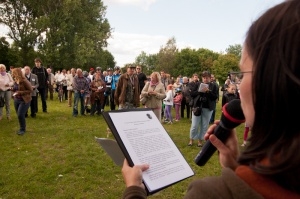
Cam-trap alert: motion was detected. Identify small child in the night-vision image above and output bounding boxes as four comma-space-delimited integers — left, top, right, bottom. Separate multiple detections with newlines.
163, 84, 174, 124
221, 83, 238, 107
173, 88, 183, 121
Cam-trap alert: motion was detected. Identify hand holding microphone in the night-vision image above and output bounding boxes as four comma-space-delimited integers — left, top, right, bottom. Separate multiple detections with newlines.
194, 99, 245, 167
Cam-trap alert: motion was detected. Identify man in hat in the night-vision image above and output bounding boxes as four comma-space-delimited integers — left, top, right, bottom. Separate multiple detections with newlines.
114, 65, 140, 109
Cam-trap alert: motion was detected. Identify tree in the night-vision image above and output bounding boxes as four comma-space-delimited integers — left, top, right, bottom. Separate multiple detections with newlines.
225, 44, 242, 60
213, 53, 239, 84
0, 0, 44, 65
135, 51, 157, 75
0, 0, 112, 69
156, 37, 178, 75
38, 0, 111, 69
173, 48, 201, 78
0, 37, 10, 66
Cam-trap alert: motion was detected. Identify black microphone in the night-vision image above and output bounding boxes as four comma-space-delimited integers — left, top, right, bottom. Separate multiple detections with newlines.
194, 99, 245, 166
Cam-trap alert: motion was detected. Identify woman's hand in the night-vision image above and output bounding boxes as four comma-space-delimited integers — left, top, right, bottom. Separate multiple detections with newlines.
204, 121, 240, 170
122, 159, 149, 188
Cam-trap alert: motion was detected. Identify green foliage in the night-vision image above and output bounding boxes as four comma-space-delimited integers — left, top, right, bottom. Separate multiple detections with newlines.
226, 44, 242, 60
213, 53, 240, 84
0, 0, 112, 69
0, 95, 246, 198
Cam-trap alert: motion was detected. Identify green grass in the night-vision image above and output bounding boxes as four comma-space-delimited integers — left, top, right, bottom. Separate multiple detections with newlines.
0, 94, 245, 198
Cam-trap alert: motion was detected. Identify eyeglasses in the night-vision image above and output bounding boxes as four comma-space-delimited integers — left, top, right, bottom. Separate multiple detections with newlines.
136, 68, 141, 70
231, 71, 253, 79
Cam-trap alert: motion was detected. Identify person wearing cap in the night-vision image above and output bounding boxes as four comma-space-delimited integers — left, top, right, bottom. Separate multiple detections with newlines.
93, 67, 105, 81
114, 64, 140, 109
110, 66, 121, 110
188, 71, 218, 147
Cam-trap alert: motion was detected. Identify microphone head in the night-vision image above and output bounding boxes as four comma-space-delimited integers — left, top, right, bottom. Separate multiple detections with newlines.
221, 99, 245, 129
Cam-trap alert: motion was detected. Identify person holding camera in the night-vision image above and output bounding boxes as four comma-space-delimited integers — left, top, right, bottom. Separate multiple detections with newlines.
188, 71, 218, 147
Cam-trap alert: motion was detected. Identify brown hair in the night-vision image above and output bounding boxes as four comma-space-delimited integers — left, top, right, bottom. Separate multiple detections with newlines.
239, 0, 300, 193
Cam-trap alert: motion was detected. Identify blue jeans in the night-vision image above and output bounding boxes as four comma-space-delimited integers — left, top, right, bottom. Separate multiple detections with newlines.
189, 108, 213, 140
0, 90, 12, 117
14, 98, 30, 131
73, 92, 85, 116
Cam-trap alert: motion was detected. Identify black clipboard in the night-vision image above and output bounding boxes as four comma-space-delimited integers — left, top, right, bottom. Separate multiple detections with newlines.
101, 108, 194, 195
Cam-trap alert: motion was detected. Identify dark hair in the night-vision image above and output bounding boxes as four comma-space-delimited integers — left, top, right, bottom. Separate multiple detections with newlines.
34, 58, 42, 63
201, 71, 211, 77
239, 0, 300, 193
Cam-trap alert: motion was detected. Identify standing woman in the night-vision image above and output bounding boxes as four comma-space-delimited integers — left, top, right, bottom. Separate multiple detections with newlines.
90, 71, 106, 115
11, 68, 32, 135
140, 72, 166, 121
0, 64, 14, 121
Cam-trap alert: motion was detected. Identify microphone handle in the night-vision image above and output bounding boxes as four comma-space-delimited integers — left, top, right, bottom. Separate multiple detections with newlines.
194, 123, 231, 166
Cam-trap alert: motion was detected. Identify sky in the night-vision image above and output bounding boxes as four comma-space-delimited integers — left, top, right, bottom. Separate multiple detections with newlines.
0, 0, 284, 67
102, 0, 284, 67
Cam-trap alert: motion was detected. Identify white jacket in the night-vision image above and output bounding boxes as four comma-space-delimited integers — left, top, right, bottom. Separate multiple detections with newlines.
163, 90, 174, 105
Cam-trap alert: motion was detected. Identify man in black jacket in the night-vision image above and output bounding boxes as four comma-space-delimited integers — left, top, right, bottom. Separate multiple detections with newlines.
31, 58, 48, 113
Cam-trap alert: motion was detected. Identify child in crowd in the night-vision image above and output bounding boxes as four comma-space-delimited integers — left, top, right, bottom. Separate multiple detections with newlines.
221, 83, 238, 107
163, 84, 174, 124
173, 88, 183, 121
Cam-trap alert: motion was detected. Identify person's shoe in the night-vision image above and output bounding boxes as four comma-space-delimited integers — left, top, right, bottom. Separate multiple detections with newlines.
241, 141, 247, 147
25, 113, 28, 118
17, 130, 25, 135
31, 114, 36, 118
188, 143, 193, 146
43, 110, 48, 113
73, 114, 78, 117
167, 121, 173, 124
197, 143, 203, 147
7, 116, 11, 121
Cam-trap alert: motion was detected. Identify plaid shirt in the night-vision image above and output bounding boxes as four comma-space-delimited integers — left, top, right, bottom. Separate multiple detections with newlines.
73, 75, 89, 93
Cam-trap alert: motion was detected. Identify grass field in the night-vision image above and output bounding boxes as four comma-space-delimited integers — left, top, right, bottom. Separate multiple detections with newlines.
0, 94, 245, 198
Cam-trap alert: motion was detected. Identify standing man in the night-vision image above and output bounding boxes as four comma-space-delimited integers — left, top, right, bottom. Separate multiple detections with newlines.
46, 68, 55, 100
66, 68, 76, 107
72, 68, 90, 117
31, 58, 48, 113
114, 65, 140, 109
136, 65, 147, 94
24, 66, 39, 118
209, 73, 219, 124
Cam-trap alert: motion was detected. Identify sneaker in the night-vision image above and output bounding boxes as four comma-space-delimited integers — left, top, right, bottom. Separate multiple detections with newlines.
167, 121, 173, 124
241, 141, 247, 147
17, 130, 25, 135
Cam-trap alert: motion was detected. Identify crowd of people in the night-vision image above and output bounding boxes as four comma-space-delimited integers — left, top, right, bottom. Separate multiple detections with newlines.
1, 0, 299, 198
1, 57, 241, 139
